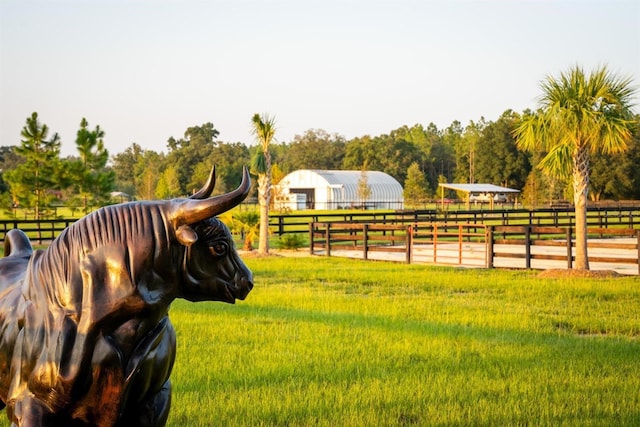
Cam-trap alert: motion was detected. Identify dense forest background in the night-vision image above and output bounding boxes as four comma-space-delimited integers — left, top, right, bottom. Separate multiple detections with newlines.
1, 109, 639, 217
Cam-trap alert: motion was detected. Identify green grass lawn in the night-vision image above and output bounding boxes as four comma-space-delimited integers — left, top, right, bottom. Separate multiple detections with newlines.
166, 256, 640, 426
0, 251, 638, 426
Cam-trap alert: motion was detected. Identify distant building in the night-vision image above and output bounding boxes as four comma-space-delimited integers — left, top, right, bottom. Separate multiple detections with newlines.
276, 169, 404, 210
438, 183, 520, 209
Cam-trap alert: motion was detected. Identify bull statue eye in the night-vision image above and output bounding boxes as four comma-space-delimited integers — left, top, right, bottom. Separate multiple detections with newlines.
209, 242, 228, 257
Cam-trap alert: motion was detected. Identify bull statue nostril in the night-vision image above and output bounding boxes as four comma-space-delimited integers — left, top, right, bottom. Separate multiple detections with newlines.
240, 276, 253, 291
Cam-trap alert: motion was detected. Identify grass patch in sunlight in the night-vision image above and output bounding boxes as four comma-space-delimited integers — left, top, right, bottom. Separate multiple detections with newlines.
167, 257, 640, 426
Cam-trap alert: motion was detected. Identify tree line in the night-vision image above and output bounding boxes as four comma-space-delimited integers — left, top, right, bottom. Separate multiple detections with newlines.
1, 105, 639, 219
2, 65, 636, 272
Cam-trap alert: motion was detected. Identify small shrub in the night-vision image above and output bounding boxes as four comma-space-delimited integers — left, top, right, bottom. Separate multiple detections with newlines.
275, 233, 307, 250
228, 210, 259, 250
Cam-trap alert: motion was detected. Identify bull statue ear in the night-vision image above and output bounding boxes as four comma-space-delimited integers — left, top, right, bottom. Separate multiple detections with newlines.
176, 225, 198, 247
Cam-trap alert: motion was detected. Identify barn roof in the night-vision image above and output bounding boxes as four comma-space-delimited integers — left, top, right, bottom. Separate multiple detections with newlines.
307, 170, 401, 187
438, 183, 520, 194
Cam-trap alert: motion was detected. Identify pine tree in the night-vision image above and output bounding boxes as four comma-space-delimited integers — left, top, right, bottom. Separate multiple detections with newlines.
403, 162, 430, 207
4, 112, 61, 219
72, 118, 115, 212
357, 163, 372, 209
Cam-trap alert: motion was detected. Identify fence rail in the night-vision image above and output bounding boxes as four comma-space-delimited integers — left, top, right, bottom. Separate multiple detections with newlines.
0, 219, 79, 245
309, 222, 413, 263
412, 223, 489, 267
310, 222, 640, 275
1, 205, 639, 270
488, 226, 639, 273
275, 205, 640, 236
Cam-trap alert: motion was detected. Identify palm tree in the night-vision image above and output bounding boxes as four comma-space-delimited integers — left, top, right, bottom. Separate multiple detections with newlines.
251, 113, 276, 255
514, 65, 637, 270
230, 210, 260, 251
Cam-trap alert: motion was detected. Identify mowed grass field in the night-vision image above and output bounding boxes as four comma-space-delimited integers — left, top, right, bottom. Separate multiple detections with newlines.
167, 256, 640, 426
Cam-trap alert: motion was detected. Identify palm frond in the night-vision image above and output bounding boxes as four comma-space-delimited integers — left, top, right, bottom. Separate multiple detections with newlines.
251, 113, 277, 151
251, 150, 266, 174
539, 143, 573, 179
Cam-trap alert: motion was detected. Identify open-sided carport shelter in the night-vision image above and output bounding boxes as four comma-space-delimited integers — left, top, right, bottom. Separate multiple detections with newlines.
438, 183, 520, 209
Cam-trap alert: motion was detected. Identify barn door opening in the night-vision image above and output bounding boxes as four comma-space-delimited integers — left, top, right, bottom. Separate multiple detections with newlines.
290, 188, 315, 209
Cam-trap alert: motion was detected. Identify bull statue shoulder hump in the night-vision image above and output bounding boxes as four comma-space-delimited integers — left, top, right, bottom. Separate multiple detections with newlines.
0, 166, 252, 426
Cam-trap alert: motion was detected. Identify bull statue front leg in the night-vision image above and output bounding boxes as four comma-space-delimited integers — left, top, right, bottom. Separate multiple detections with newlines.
116, 317, 176, 427
116, 380, 171, 427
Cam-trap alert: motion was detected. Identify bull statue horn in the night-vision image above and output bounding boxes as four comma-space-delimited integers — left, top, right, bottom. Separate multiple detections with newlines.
189, 166, 216, 200
171, 166, 251, 226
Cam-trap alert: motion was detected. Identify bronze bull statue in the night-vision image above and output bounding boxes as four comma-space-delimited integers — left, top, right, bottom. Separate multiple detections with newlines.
0, 166, 252, 426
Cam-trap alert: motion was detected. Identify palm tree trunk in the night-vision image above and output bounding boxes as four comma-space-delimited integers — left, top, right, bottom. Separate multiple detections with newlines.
572, 145, 590, 270
35, 166, 41, 220
258, 152, 272, 255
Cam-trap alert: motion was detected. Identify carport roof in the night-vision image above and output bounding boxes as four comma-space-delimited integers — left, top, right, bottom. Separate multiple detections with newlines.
438, 183, 520, 194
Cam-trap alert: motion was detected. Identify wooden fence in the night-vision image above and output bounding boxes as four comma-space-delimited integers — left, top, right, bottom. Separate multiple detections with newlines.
1, 205, 638, 242
274, 205, 640, 235
487, 226, 639, 273
309, 222, 413, 263
0, 219, 79, 245
1, 204, 638, 272
310, 222, 640, 275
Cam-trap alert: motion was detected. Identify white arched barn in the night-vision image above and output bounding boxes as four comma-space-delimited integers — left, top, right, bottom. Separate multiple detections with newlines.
276, 169, 404, 210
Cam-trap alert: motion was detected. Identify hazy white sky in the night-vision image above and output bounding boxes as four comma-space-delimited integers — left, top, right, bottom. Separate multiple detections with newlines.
1, 0, 639, 157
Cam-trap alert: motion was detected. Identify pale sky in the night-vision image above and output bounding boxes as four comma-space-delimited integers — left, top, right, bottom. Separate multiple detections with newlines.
1, 0, 639, 157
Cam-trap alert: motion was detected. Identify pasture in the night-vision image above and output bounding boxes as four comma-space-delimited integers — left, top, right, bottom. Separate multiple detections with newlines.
166, 256, 640, 426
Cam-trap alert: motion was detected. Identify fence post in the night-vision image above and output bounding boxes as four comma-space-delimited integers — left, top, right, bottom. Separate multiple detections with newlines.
433, 223, 438, 263
486, 226, 494, 268
525, 226, 531, 269
325, 223, 331, 257
363, 224, 369, 261
309, 223, 314, 255
278, 216, 285, 236
405, 225, 413, 264
566, 227, 573, 269
637, 230, 640, 275
458, 224, 463, 265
